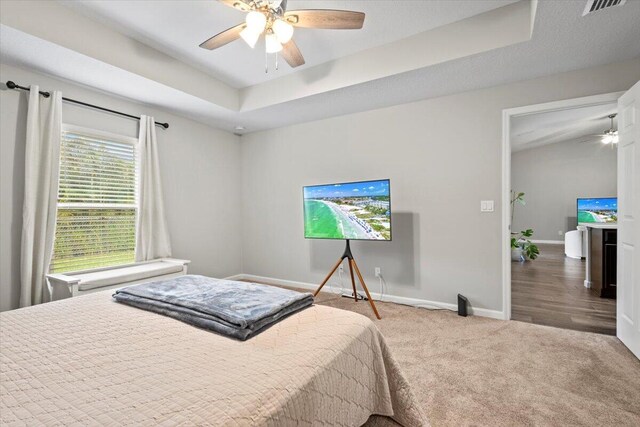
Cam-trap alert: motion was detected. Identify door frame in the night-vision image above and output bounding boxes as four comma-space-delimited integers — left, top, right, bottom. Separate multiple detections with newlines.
501, 91, 623, 321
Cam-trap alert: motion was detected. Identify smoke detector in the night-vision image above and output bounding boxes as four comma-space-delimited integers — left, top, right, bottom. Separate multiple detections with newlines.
583, 0, 627, 16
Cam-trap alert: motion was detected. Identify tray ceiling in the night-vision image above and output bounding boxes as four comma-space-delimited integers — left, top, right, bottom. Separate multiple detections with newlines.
1, 0, 639, 134
61, 0, 519, 88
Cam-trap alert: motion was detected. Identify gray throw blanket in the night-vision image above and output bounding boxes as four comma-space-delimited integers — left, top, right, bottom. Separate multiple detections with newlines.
113, 275, 314, 340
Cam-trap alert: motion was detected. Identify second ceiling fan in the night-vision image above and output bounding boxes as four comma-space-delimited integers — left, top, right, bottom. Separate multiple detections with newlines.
199, 0, 365, 69
579, 114, 619, 146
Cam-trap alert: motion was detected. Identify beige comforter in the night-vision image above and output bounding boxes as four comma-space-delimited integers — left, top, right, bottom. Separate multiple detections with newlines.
1, 291, 425, 426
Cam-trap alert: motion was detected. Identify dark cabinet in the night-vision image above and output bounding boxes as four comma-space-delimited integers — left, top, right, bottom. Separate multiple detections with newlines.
590, 228, 617, 299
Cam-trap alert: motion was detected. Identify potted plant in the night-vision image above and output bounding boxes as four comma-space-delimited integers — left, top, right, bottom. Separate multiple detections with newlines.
510, 192, 540, 261
511, 229, 540, 261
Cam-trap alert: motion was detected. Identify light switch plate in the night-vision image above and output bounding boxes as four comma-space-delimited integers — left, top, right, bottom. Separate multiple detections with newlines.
481, 200, 494, 212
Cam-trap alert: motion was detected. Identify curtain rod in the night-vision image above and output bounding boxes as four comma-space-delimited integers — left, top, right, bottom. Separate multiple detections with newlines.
4, 80, 169, 129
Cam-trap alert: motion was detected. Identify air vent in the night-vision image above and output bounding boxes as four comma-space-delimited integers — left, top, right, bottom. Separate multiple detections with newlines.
583, 0, 627, 16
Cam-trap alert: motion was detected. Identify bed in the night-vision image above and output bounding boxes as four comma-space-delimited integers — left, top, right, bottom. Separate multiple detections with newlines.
0, 289, 425, 426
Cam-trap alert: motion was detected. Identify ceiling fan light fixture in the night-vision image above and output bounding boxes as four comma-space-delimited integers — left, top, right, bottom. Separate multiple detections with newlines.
204, 3, 366, 70
601, 114, 619, 145
265, 32, 282, 53
272, 19, 294, 43
240, 26, 261, 48
601, 131, 619, 145
245, 11, 267, 33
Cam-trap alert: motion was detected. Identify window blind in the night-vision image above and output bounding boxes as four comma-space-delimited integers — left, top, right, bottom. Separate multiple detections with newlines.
51, 129, 138, 273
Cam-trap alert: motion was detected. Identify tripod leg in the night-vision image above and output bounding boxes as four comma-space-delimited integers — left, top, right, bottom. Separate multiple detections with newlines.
314, 257, 343, 297
347, 259, 358, 302
351, 258, 382, 320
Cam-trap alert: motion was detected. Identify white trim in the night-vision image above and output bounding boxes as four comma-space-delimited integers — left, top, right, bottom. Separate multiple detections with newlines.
502, 91, 622, 322
62, 123, 138, 145
224, 274, 505, 320
530, 239, 564, 244
502, 108, 512, 321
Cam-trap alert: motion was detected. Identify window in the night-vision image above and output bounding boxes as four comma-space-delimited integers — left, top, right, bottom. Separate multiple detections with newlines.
51, 125, 139, 273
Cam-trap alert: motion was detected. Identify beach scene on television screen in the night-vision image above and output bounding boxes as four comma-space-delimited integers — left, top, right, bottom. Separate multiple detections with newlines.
578, 198, 617, 223
304, 180, 391, 240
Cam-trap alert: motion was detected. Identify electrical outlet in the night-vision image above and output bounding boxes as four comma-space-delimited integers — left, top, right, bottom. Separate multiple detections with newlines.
375, 267, 381, 278
558, 230, 563, 236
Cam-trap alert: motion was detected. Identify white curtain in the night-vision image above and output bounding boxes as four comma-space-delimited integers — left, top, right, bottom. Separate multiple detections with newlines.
20, 87, 62, 307
135, 115, 172, 261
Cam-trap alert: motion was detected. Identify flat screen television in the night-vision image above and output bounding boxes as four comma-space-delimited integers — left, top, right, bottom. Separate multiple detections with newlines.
577, 197, 617, 224
303, 179, 391, 240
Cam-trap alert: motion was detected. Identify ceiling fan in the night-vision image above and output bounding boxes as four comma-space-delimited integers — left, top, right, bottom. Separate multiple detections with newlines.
579, 114, 619, 146
599, 114, 619, 145
199, 0, 365, 70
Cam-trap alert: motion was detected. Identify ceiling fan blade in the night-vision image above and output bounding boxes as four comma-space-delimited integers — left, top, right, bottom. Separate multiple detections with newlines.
284, 10, 365, 29
219, 0, 251, 12
275, 0, 288, 13
199, 23, 245, 50
281, 39, 305, 67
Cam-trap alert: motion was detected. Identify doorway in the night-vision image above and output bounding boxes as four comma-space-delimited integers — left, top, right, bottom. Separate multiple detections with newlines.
501, 92, 622, 334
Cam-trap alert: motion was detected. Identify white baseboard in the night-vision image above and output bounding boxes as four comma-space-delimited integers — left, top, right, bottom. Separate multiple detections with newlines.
530, 239, 564, 244
224, 274, 505, 320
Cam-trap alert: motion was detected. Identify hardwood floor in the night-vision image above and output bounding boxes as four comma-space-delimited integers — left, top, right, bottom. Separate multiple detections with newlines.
511, 243, 616, 335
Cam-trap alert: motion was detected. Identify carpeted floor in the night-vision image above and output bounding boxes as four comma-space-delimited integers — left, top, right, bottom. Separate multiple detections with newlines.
304, 287, 640, 426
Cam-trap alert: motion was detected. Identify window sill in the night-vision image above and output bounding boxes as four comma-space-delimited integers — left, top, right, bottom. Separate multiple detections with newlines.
47, 258, 190, 300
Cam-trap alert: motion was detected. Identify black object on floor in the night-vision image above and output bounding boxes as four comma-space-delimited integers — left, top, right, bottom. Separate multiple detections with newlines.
458, 294, 468, 317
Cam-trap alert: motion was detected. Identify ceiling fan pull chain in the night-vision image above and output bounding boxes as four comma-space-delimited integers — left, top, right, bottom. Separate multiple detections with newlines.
275, 52, 279, 71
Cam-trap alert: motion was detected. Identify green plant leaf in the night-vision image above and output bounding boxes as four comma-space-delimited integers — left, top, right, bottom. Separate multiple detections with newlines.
525, 243, 540, 260
508, 192, 539, 260
521, 229, 534, 237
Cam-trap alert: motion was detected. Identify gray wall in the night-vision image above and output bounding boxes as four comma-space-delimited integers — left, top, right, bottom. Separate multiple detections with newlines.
1, 59, 639, 314
0, 63, 242, 311
240, 59, 640, 314
512, 139, 617, 241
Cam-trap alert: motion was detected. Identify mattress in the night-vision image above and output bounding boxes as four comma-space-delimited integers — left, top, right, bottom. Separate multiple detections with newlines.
0, 290, 425, 426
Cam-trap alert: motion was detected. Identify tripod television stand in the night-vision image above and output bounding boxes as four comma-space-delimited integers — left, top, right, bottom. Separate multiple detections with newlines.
313, 240, 381, 319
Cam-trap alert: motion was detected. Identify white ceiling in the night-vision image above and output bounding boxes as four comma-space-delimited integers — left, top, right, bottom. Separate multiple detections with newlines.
1, 0, 639, 134
61, 0, 519, 88
0, 24, 240, 131
511, 103, 618, 152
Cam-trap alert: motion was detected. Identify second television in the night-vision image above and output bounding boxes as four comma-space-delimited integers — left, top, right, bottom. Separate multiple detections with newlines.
303, 179, 391, 241
577, 197, 617, 224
